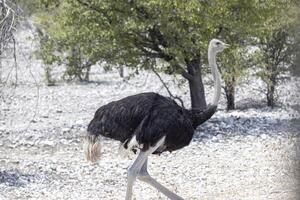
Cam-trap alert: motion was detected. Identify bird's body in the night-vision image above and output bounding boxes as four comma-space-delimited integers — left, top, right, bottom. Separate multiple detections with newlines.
88, 92, 215, 154
84, 39, 229, 200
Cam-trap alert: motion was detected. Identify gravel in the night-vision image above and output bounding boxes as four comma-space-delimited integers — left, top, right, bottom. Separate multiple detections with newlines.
0, 24, 299, 200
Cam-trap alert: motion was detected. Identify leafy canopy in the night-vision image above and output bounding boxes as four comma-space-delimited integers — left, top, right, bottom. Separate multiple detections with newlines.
35, 0, 270, 77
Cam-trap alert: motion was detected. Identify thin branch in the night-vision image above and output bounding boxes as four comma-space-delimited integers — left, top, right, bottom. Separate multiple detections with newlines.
0, 5, 10, 25
12, 35, 17, 85
150, 63, 185, 108
0, 0, 17, 56
16, 32, 41, 131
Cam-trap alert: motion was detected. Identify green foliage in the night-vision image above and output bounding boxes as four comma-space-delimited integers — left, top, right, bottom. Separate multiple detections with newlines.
33, 0, 268, 77
219, 47, 250, 85
23, 0, 299, 108
251, 0, 299, 107
290, 5, 300, 76
27, 0, 96, 81
217, 46, 252, 109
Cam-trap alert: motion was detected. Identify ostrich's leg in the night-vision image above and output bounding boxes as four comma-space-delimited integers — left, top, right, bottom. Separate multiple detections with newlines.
138, 159, 184, 200
125, 136, 165, 200
125, 151, 148, 200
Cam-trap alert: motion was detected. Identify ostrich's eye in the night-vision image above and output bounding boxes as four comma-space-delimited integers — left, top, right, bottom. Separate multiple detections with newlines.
216, 42, 221, 45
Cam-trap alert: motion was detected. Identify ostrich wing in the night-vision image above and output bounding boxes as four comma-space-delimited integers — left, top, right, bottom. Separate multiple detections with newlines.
134, 104, 194, 153
87, 93, 164, 142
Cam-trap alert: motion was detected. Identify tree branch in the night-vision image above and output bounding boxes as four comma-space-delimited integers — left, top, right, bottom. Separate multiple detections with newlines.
0, 0, 17, 56
150, 63, 185, 108
180, 68, 193, 81
75, 0, 112, 24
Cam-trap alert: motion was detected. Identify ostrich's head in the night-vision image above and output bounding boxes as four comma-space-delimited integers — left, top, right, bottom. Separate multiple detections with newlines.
209, 39, 229, 54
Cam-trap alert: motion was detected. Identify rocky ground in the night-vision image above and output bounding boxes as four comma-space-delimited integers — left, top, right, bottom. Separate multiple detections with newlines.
0, 26, 299, 200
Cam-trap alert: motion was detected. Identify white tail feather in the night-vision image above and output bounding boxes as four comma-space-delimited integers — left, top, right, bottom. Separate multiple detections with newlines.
84, 135, 101, 163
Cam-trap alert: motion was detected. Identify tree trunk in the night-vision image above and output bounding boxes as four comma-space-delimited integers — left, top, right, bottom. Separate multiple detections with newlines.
84, 65, 91, 81
45, 65, 55, 86
186, 59, 207, 110
266, 68, 277, 108
0, 58, 2, 84
224, 77, 236, 110
267, 82, 275, 107
119, 65, 124, 78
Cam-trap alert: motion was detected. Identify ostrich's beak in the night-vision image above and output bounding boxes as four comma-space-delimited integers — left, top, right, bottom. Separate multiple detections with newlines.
224, 43, 230, 48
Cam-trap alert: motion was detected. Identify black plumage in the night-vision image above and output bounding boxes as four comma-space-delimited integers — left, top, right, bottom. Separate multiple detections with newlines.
87, 92, 216, 154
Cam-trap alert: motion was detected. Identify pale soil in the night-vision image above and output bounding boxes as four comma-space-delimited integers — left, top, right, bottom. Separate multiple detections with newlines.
0, 25, 299, 200
1, 77, 299, 200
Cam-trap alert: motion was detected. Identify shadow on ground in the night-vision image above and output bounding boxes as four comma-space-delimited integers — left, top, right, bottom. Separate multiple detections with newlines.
0, 170, 39, 187
194, 114, 299, 142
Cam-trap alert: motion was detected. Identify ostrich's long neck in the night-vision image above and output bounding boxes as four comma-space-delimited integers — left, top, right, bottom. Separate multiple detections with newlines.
188, 44, 221, 129
208, 48, 221, 106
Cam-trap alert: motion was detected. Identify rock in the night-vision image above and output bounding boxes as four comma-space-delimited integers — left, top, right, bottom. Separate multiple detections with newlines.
260, 133, 268, 139
41, 140, 55, 147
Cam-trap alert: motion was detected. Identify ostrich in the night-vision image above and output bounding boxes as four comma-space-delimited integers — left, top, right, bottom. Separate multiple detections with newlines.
85, 39, 229, 200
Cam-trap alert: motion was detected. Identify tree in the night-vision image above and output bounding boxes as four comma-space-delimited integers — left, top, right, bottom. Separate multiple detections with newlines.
35, 0, 268, 109
219, 47, 250, 110
0, 0, 21, 87
290, 7, 300, 76
33, 3, 96, 83
253, 1, 299, 107
0, 0, 19, 56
